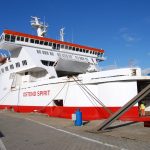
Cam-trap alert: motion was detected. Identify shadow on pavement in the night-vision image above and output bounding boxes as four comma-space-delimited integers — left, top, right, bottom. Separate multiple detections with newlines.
0, 131, 4, 138
106, 121, 138, 130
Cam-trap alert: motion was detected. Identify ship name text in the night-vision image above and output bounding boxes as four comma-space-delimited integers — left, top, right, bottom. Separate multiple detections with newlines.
23, 90, 50, 97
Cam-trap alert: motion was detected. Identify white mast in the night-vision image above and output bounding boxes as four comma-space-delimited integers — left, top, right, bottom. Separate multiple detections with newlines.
60, 27, 65, 41
30, 16, 48, 37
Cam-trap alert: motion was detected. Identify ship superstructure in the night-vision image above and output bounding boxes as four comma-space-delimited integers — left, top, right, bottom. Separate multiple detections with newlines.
0, 27, 104, 76
0, 17, 150, 121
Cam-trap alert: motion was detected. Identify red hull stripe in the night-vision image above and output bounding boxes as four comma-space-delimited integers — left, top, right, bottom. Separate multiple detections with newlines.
1, 105, 148, 121
4, 30, 104, 53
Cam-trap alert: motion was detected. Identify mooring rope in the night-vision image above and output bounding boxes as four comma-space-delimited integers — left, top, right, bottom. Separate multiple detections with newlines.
36, 81, 69, 112
72, 76, 112, 115
0, 90, 11, 104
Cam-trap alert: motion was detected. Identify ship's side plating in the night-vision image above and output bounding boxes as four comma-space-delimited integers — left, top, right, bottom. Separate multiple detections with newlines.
1, 64, 148, 120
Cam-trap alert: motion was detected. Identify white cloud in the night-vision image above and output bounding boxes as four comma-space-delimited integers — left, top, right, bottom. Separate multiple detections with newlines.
148, 52, 150, 56
118, 27, 141, 43
119, 27, 128, 33
121, 33, 136, 42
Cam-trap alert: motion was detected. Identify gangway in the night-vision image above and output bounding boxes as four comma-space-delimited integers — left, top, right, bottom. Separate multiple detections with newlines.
96, 84, 150, 131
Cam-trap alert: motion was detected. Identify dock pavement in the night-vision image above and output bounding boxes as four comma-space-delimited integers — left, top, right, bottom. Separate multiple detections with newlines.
0, 110, 150, 150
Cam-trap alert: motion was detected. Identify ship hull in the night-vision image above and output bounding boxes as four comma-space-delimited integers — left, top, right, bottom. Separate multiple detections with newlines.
0, 78, 141, 120
0, 105, 139, 120
1, 68, 150, 121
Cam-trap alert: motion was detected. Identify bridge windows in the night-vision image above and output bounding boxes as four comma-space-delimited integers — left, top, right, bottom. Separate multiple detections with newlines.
35, 40, 39, 44
3, 33, 103, 57
10, 35, 16, 42
17, 36, 20, 41
65, 45, 68, 49
4, 34, 15, 42
57, 44, 60, 50
86, 50, 89, 53
69, 46, 72, 50
30, 39, 34, 43
40, 41, 44, 45
61, 44, 64, 49
21, 37, 24, 41
25, 38, 29, 42
52, 43, 56, 49
49, 42, 52, 46
6, 34, 27, 43
44, 41, 48, 46
5, 34, 10, 41
76, 48, 79, 51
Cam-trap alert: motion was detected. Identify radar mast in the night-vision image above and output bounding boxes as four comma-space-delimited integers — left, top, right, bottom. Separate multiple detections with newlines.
31, 16, 48, 37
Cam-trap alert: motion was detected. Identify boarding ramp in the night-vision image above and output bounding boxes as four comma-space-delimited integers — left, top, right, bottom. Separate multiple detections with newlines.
96, 84, 150, 131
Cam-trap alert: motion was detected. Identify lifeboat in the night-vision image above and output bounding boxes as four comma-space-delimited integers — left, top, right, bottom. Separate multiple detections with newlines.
0, 56, 7, 63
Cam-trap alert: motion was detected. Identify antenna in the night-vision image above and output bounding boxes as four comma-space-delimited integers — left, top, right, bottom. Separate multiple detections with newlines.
60, 27, 65, 41
71, 28, 74, 43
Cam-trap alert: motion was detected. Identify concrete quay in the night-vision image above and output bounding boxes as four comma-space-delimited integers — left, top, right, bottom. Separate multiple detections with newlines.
0, 110, 150, 150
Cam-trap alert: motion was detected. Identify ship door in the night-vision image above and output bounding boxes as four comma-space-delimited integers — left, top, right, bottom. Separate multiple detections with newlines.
10, 73, 20, 88
53, 99, 63, 106
52, 99, 64, 117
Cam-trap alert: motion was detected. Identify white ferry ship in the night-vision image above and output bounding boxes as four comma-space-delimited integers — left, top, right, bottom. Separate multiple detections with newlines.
0, 17, 150, 120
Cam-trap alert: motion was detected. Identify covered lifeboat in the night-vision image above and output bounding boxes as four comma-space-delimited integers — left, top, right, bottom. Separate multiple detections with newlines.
0, 56, 7, 64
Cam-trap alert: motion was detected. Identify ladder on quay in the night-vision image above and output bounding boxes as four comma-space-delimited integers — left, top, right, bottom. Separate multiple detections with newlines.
96, 84, 150, 131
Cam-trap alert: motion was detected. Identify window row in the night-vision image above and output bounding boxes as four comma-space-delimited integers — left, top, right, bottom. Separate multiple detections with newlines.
4, 34, 103, 56
36, 50, 54, 56
41, 60, 55, 66
0, 60, 27, 74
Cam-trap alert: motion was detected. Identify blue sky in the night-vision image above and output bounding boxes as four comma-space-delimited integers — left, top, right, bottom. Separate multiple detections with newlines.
0, 0, 150, 69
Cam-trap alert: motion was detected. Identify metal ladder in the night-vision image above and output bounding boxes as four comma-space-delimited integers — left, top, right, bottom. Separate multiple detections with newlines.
96, 84, 150, 131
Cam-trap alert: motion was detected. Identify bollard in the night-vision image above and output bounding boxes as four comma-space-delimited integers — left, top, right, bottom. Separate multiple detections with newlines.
75, 109, 82, 126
